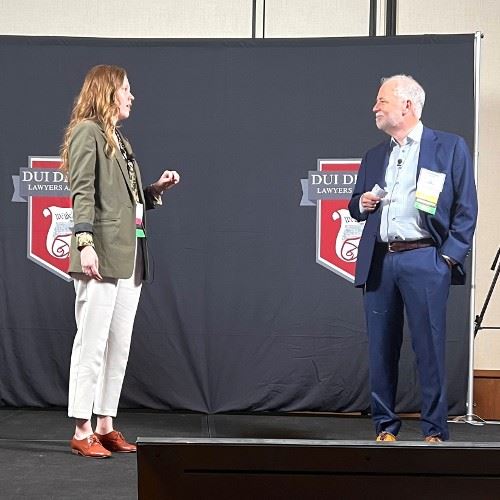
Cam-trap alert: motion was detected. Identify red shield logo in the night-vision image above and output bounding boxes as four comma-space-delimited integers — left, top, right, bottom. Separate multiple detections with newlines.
316, 159, 363, 282
27, 157, 72, 281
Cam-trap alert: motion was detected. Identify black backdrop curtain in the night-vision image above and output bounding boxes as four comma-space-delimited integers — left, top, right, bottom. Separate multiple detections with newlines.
0, 34, 475, 413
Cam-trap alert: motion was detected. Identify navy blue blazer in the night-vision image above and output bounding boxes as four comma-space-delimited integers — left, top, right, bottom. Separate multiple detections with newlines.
348, 126, 478, 287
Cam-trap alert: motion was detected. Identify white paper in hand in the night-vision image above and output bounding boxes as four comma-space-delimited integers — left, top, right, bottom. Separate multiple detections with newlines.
371, 184, 387, 198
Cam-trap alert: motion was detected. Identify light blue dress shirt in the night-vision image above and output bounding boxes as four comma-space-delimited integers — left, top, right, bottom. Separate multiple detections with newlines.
379, 121, 431, 243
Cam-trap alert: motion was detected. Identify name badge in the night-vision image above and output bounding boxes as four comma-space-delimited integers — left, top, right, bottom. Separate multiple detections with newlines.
415, 168, 445, 215
135, 203, 144, 226
135, 203, 145, 238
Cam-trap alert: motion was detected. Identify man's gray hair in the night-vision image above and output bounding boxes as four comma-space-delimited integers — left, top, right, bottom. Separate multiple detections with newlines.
381, 74, 426, 119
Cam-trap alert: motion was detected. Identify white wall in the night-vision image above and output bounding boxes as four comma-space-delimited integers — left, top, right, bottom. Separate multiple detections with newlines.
263, 0, 370, 38
0, 0, 372, 38
0, 0, 253, 37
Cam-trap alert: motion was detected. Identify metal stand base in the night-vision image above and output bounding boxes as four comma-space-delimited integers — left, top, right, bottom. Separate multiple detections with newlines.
448, 414, 485, 426
450, 416, 500, 425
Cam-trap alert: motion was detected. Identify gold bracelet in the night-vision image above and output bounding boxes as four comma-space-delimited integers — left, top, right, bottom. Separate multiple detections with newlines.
76, 232, 94, 250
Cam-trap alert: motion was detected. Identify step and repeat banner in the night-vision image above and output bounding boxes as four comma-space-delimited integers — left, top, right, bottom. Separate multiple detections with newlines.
1, 35, 475, 413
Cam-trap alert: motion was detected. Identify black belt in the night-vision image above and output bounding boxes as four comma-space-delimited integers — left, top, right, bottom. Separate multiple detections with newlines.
380, 238, 436, 253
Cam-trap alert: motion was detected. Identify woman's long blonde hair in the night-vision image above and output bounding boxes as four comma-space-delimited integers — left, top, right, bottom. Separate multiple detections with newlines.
60, 64, 126, 173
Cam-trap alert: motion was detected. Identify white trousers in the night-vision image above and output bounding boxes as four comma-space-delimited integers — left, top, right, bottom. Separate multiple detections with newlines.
68, 243, 143, 419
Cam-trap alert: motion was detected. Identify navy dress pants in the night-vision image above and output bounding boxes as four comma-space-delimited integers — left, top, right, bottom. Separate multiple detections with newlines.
364, 244, 451, 440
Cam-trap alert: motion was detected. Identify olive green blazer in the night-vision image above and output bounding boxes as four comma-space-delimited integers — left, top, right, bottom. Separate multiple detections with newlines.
68, 120, 154, 279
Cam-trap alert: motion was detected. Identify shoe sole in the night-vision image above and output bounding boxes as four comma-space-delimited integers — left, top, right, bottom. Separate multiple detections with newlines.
71, 448, 111, 458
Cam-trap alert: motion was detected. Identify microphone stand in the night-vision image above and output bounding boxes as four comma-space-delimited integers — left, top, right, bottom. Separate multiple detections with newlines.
474, 247, 500, 338
451, 247, 500, 426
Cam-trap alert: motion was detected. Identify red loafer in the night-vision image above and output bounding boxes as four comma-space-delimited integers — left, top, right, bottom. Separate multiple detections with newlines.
71, 434, 111, 458
94, 430, 137, 453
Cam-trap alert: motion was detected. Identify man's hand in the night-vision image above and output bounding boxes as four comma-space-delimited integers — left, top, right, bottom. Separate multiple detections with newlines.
361, 192, 381, 212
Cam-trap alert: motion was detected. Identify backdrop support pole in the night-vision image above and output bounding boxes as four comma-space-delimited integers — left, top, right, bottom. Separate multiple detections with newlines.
449, 31, 484, 426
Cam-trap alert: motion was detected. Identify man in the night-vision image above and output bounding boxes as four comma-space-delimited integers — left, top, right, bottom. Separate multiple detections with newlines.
348, 74, 477, 443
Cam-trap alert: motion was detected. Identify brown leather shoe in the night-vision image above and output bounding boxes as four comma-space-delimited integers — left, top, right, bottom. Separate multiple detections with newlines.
71, 434, 111, 458
94, 430, 137, 453
424, 435, 443, 443
376, 431, 397, 442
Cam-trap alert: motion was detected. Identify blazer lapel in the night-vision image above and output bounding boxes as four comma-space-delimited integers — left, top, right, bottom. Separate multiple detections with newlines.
417, 127, 438, 178
115, 151, 135, 197
365, 141, 391, 230
371, 140, 391, 187
416, 127, 439, 231
94, 122, 135, 198
120, 136, 146, 205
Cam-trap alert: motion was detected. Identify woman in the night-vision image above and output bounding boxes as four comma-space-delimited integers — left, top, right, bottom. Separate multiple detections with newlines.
60, 65, 180, 458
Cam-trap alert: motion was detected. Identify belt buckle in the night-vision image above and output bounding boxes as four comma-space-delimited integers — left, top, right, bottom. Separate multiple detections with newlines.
388, 242, 396, 253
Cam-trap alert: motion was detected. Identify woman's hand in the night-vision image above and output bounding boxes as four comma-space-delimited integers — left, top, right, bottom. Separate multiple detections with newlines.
80, 245, 103, 280
151, 170, 180, 196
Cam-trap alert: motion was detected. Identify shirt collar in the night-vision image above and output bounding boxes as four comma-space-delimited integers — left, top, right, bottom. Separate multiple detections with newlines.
407, 121, 424, 143
390, 121, 424, 148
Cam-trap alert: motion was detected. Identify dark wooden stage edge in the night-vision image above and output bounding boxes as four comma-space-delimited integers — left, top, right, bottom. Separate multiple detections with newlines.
137, 437, 500, 499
